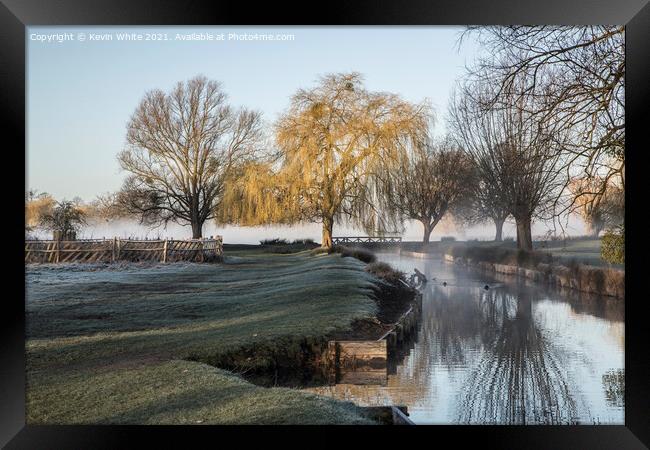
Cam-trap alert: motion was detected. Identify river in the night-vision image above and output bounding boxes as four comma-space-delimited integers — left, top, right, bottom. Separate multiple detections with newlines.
308, 251, 624, 425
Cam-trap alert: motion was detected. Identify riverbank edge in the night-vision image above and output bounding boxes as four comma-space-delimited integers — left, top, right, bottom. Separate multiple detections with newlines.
183, 253, 421, 424
25, 252, 419, 425
442, 253, 624, 299
206, 273, 420, 381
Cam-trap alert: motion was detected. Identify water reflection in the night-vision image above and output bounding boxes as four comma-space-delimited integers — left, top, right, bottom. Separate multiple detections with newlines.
457, 288, 578, 424
308, 253, 624, 425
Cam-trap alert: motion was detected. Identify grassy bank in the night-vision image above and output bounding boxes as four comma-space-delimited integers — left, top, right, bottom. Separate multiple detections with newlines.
446, 244, 624, 298
446, 243, 553, 270
395, 237, 620, 268
27, 360, 375, 424
26, 251, 386, 424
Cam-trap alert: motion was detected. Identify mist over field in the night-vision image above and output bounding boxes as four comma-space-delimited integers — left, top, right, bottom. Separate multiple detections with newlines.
28, 217, 588, 244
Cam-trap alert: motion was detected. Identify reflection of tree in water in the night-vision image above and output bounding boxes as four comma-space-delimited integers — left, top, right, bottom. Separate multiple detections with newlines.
423, 285, 483, 368
457, 288, 580, 424
602, 369, 624, 408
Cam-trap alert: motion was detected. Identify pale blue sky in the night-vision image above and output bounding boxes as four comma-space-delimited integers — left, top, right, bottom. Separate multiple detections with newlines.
27, 26, 480, 201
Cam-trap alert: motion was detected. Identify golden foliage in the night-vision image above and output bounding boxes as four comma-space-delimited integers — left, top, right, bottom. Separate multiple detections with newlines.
569, 175, 624, 235
25, 195, 55, 228
219, 73, 429, 245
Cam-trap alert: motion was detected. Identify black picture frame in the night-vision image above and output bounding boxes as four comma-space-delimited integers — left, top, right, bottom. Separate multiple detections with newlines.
2, 1, 648, 448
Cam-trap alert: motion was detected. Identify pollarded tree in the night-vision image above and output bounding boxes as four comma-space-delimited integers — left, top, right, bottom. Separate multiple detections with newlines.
118, 76, 263, 238
453, 163, 511, 242
449, 82, 568, 250
461, 26, 625, 214
220, 73, 429, 247
386, 136, 476, 243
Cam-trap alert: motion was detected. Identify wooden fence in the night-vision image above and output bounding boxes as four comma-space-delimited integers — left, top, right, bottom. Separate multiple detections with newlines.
25, 237, 223, 264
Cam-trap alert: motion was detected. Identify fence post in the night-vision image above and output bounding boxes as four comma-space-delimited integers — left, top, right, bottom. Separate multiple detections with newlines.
55, 239, 60, 263
163, 239, 168, 263
112, 237, 116, 263
116, 237, 121, 260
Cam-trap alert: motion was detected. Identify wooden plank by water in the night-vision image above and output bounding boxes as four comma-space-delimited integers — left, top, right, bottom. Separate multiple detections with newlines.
338, 340, 387, 369
327, 340, 388, 385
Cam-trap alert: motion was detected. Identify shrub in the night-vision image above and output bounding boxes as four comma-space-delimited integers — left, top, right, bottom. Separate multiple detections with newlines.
448, 244, 552, 269
365, 262, 405, 283
601, 226, 624, 264
309, 245, 377, 263
330, 245, 377, 263
260, 238, 319, 254
440, 236, 456, 242
503, 236, 515, 242
292, 238, 316, 245
260, 238, 289, 245
39, 200, 86, 240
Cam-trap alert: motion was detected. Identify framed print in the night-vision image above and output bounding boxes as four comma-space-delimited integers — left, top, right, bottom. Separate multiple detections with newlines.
2, 0, 648, 447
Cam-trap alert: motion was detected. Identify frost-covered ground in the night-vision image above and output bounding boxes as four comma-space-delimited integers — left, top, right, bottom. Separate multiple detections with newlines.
25, 252, 380, 424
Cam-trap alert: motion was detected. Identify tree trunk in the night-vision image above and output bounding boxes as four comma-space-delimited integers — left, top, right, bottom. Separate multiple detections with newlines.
595, 224, 604, 237
588, 220, 604, 238
321, 216, 333, 248
515, 217, 533, 251
494, 218, 505, 242
189, 194, 203, 239
422, 221, 433, 243
191, 218, 203, 239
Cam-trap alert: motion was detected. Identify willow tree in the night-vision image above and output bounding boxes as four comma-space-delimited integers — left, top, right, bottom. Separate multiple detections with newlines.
118, 76, 263, 238
385, 136, 475, 243
221, 73, 428, 247
25, 190, 55, 230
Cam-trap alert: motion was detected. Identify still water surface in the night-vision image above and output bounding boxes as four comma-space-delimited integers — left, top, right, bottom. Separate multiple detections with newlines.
309, 251, 624, 425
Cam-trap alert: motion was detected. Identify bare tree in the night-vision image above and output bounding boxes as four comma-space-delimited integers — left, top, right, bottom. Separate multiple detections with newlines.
118, 76, 263, 238
460, 26, 625, 216
221, 73, 429, 247
385, 136, 475, 243
453, 165, 511, 242
79, 192, 131, 222
449, 82, 568, 250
